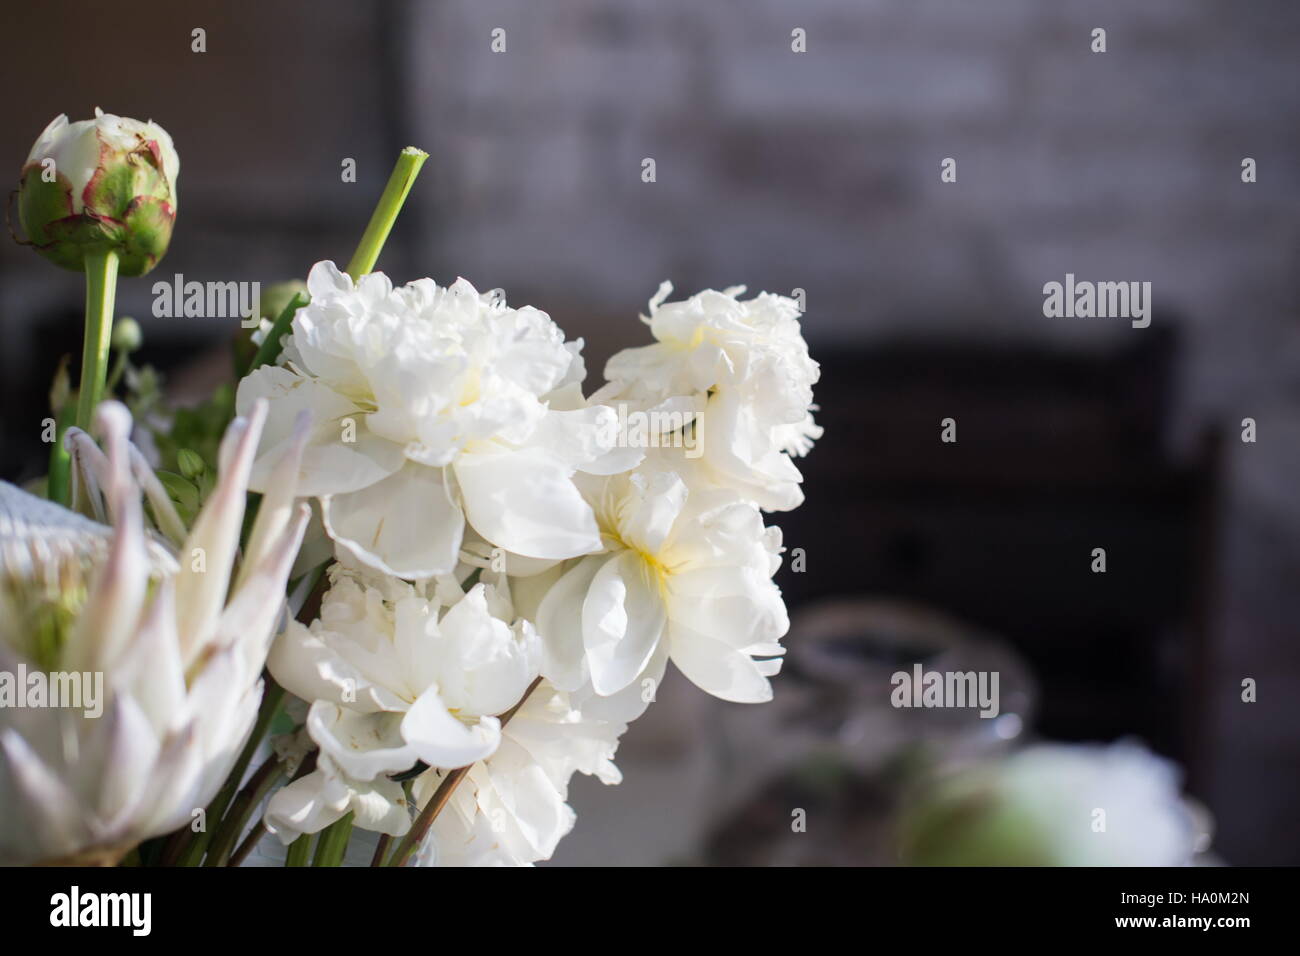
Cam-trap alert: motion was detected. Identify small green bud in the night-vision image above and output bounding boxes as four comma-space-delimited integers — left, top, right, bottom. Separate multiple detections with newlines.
261, 280, 309, 322
17, 109, 179, 277
177, 448, 205, 481
49, 356, 72, 415
111, 316, 142, 353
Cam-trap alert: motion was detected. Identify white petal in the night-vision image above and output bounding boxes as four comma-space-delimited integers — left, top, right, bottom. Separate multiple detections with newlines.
455, 445, 600, 560
322, 461, 464, 578
307, 702, 415, 782
668, 621, 775, 703
348, 776, 412, 836
570, 640, 669, 724
268, 621, 388, 714
306, 259, 353, 299
702, 390, 804, 510
535, 556, 609, 691
583, 551, 667, 696
264, 767, 351, 843
476, 746, 573, 861
531, 405, 641, 474
621, 470, 688, 556
401, 686, 502, 769
436, 587, 538, 715
666, 565, 789, 652
237, 365, 405, 497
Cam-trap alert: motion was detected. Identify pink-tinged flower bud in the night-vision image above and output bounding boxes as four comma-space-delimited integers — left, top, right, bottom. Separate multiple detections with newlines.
17, 108, 179, 276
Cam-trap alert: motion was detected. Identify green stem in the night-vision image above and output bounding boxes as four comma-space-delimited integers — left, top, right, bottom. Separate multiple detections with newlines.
228, 750, 318, 867
242, 147, 427, 373
369, 833, 392, 867
244, 292, 307, 376
105, 350, 129, 393
284, 833, 313, 867
385, 766, 468, 868
344, 147, 428, 280
75, 249, 120, 432
228, 820, 267, 868
312, 813, 355, 867
46, 398, 77, 505
204, 753, 284, 867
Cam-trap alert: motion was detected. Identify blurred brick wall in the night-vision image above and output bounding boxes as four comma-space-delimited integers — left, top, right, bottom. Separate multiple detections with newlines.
402, 0, 1300, 864
405, 0, 1300, 427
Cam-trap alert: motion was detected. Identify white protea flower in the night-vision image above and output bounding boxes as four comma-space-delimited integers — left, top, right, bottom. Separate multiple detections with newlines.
413, 680, 626, 867
597, 283, 822, 511
236, 261, 637, 580
534, 465, 789, 704
263, 565, 541, 843
0, 400, 308, 865
900, 741, 1207, 866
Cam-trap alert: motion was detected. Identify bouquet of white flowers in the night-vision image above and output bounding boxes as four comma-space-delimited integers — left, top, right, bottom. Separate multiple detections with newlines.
0, 112, 819, 867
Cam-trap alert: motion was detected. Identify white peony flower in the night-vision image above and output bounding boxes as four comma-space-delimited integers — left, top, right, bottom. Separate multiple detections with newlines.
264, 565, 541, 843
535, 465, 789, 705
413, 680, 625, 867
237, 261, 634, 579
598, 282, 821, 511
900, 741, 1207, 866
0, 400, 308, 865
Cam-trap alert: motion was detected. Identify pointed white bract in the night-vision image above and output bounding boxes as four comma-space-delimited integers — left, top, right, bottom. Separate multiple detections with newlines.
0, 401, 308, 866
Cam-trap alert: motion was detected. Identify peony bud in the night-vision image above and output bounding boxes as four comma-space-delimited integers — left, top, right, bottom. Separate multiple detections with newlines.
259, 279, 309, 323
17, 108, 179, 276
110, 315, 142, 353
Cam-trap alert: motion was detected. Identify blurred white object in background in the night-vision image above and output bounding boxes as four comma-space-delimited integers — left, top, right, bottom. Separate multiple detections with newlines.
900, 740, 1212, 866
